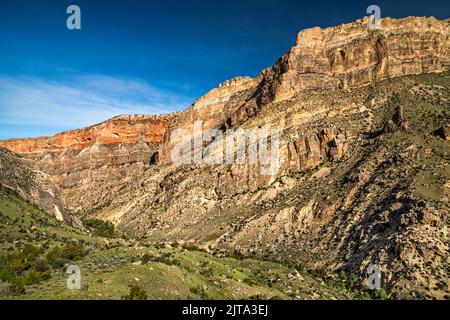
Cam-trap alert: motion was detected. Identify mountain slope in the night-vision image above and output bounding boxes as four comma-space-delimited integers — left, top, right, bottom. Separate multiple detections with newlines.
115, 72, 450, 299
0, 148, 81, 227
0, 16, 449, 299
0, 186, 360, 300
0, 16, 448, 214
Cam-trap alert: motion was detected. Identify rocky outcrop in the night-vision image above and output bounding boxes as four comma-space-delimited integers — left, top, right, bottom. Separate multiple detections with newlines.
0, 114, 174, 157
158, 76, 259, 163
384, 105, 409, 133
158, 16, 449, 165
286, 128, 349, 170
1, 16, 448, 185
0, 115, 175, 211
212, 128, 349, 195
0, 148, 81, 227
256, 16, 450, 104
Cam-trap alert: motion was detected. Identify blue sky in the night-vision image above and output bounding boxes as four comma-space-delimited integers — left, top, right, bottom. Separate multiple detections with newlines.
0, 0, 449, 139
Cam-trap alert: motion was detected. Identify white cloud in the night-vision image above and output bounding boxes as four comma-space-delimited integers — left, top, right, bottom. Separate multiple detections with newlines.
0, 74, 192, 136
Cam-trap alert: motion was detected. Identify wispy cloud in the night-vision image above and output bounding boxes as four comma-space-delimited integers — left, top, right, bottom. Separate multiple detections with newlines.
0, 74, 193, 139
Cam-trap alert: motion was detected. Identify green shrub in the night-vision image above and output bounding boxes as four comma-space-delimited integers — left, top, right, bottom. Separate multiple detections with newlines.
0, 244, 48, 295
141, 254, 151, 264
371, 288, 391, 300
9, 278, 25, 295
46, 243, 85, 268
22, 244, 40, 261
153, 254, 181, 266
243, 276, 259, 286
32, 258, 50, 272
189, 286, 201, 294
189, 286, 210, 300
45, 248, 67, 268
309, 267, 327, 280
24, 268, 51, 285
182, 244, 207, 252
84, 219, 115, 238
122, 285, 148, 300
200, 267, 214, 277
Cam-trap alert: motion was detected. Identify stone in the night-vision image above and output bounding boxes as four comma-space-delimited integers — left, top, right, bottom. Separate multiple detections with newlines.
384, 105, 409, 133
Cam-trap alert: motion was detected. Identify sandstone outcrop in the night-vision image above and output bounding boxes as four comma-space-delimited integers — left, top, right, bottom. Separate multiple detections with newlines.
384, 105, 409, 133
257, 16, 450, 104
1, 17, 448, 192
0, 115, 175, 211
0, 114, 173, 157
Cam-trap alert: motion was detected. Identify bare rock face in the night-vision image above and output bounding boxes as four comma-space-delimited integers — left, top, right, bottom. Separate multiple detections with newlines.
0, 148, 81, 227
0, 115, 174, 211
0, 114, 172, 157
257, 16, 449, 104
1, 17, 447, 193
286, 128, 349, 170
158, 76, 259, 163
212, 128, 350, 195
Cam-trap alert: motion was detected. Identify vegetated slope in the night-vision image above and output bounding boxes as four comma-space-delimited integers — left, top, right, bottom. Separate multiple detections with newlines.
0, 186, 365, 300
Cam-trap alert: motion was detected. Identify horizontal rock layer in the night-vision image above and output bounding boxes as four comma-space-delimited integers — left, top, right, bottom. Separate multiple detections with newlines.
1, 16, 449, 212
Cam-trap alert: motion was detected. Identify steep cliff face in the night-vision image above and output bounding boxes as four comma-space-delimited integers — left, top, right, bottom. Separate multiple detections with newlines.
257, 16, 450, 103
0, 115, 175, 212
0, 114, 173, 157
1, 17, 448, 185
158, 76, 260, 162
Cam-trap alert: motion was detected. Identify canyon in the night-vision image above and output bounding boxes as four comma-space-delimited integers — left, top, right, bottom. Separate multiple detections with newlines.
0, 16, 449, 299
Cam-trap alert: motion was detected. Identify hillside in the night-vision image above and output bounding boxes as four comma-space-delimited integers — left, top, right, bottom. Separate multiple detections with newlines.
0, 186, 363, 300
0, 16, 449, 299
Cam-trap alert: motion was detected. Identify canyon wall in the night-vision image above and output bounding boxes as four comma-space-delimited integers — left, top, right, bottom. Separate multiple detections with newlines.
257, 16, 450, 103
2, 16, 448, 179
0, 148, 82, 226
0, 115, 175, 212
1, 16, 449, 213
0, 114, 173, 157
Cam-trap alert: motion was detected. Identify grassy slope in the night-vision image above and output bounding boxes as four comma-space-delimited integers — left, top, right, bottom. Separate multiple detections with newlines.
0, 186, 356, 300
